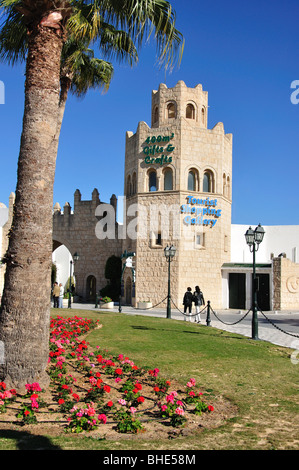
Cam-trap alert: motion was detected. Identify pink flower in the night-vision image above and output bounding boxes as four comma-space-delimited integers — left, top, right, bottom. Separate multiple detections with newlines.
31, 399, 39, 409
186, 378, 196, 388
161, 404, 168, 412
98, 413, 107, 424
166, 394, 174, 403
175, 407, 184, 416
118, 399, 126, 406
130, 407, 137, 414
87, 406, 96, 417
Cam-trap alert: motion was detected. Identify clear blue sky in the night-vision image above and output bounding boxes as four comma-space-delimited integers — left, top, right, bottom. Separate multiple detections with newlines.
0, 0, 298, 225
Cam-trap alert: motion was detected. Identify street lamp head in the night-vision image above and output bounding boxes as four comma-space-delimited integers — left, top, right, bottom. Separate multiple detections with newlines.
254, 224, 265, 245
164, 245, 176, 259
73, 252, 79, 261
169, 245, 176, 258
245, 227, 254, 247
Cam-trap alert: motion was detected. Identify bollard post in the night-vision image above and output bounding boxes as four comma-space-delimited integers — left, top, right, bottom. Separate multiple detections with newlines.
206, 300, 211, 326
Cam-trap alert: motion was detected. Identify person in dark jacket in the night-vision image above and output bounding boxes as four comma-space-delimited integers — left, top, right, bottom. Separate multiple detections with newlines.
193, 286, 205, 323
183, 287, 193, 321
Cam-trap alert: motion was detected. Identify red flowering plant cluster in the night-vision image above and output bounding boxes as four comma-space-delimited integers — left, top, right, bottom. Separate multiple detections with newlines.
0, 382, 16, 413
0, 316, 215, 434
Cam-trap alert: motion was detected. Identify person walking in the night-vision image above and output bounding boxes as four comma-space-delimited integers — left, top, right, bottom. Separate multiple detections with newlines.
52, 282, 60, 308
59, 283, 64, 308
183, 287, 193, 321
193, 286, 205, 323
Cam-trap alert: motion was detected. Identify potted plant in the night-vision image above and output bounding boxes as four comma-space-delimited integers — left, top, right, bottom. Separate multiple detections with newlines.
100, 296, 114, 309
137, 300, 152, 309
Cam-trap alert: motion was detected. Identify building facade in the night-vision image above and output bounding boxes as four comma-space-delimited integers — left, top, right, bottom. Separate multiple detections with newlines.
122, 81, 232, 308
1, 81, 299, 310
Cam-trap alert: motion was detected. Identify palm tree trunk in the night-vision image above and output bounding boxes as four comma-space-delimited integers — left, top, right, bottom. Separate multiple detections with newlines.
0, 25, 63, 391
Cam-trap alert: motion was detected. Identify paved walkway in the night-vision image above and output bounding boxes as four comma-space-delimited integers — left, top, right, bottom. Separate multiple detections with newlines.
61, 301, 299, 351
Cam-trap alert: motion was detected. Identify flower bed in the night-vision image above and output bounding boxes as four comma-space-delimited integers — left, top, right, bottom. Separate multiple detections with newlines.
0, 316, 231, 439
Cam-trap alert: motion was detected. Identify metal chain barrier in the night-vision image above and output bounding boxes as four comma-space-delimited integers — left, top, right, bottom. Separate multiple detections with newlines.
209, 305, 251, 325
258, 308, 299, 339
210, 303, 299, 339
122, 294, 299, 340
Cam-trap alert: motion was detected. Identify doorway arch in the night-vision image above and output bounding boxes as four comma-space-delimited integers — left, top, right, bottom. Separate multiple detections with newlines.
125, 277, 132, 305
86, 275, 97, 302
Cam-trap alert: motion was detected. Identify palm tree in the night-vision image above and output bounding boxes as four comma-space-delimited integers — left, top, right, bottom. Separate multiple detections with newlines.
0, 0, 73, 390
0, 0, 184, 390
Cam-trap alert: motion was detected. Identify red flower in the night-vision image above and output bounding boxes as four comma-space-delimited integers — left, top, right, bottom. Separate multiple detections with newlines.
96, 379, 103, 388
115, 368, 123, 375
24, 410, 30, 416
103, 385, 111, 393
134, 382, 142, 390
72, 393, 80, 402
208, 405, 214, 412
137, 396, 145, 403
107, 401, 113, 407
58, 399, 65, 405
154, 387, 160, 392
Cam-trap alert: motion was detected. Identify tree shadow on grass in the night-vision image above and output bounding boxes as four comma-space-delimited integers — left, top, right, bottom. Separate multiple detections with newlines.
0, 428, 61, 450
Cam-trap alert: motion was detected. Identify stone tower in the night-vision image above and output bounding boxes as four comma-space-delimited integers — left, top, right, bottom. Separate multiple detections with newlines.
123, 80, 232, 309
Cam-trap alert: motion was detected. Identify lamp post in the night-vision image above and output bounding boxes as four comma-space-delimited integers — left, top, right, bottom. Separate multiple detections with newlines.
164, 245, 176, 319
68, 252, 79, 308
245, 224, 265, 340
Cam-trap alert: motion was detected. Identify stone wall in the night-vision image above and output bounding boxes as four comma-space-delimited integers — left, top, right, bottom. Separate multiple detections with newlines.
273, 256, 299, 310
53, 189, 121, 301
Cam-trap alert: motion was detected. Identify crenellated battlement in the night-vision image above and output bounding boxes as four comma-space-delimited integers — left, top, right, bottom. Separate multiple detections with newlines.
53, 188, 118, 228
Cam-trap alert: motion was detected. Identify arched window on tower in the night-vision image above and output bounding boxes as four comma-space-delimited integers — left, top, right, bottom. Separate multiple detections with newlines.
132, 172, 137, 195
148, 170, 157, 192
226, 176, 231, 199
163, 168, 173, 190
186, 103, 195, 119
203, 170, 214, 193
188, 170, 196, 191
153, 106, 159, 123
201, 107, 205, 125
223, 173, 227, 196
167, 102, 176, 119
126, 175, 132, 196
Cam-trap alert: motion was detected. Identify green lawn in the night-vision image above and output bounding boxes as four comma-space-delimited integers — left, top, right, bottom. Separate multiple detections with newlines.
0, 308, 298, 450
